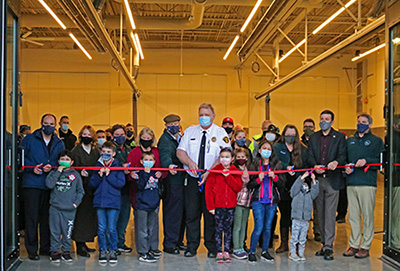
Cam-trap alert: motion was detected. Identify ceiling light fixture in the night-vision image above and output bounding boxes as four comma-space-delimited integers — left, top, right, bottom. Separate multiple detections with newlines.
351, 43, 385, 62
240, 0, 263, 33
223, 35, 240, 60
278, 38, 306, 63
312, 0, 357, 35
393, 37, 400, 45
38, 0, 67, 30
69, 33, 92, 60
131, 32, 144, 60
124, 0, 136, 30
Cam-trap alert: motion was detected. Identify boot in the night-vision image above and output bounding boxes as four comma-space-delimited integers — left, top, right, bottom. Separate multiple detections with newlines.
76, 242, 90, 257
275, 227, 289, 253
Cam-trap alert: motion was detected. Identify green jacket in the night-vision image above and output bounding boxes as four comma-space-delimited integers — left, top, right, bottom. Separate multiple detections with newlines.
346, 131, 384, 187
158, 129, 185, 185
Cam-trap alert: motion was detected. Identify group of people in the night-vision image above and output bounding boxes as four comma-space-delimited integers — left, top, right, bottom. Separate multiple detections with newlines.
18, 103, 384, 265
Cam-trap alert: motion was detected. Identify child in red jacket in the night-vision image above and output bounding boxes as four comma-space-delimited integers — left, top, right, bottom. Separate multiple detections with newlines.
206, 148, 243, 263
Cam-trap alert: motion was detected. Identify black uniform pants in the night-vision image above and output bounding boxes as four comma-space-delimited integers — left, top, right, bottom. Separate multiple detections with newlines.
163, 183, 185, 249
24, 188, 51, 254
184, 175, 216, 253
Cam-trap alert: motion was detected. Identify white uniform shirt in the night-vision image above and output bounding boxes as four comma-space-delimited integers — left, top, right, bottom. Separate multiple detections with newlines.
178, 123, 230, 178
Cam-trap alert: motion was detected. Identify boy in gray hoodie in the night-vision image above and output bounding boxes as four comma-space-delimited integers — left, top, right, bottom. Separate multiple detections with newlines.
289, 171, 319, 261
46, 150, 84, 263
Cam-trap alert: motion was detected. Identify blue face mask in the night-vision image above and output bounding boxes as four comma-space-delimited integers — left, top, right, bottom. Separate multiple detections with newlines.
199, 116, 211, 127
167, 125, 180, 135
113, 135, 126, 146
62, 124, 69, 131
236, 138, 246, 147
319, 121, 332, 131
143, 160, 154, 168
261, 149, 272, 159
98, 138, 106, 146
42, 125, 55, 135
357, 123, 369, 133
102, 153, 112, 161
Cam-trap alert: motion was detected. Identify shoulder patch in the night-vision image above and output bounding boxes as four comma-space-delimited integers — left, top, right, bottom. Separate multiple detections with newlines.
364, 140, 371, 146
223, 136, 229, 143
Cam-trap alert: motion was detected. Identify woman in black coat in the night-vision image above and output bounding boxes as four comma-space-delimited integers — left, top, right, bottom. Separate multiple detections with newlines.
71, 125, 101, 257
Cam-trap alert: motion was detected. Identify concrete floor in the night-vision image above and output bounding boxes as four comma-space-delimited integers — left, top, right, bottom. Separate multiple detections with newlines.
16, 179, 400, 271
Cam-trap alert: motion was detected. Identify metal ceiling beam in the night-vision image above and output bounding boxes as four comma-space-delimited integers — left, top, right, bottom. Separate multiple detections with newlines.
254, 15, 385, 100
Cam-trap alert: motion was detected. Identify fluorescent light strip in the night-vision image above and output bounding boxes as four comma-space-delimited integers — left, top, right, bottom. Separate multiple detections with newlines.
240, 0, 263, 33
393, 37, 400, 45
131, 32, 144, 60
69, 33, 92, 60
223, 35, 240, 60
312, 0, 357, 35
351, 43, 385, 62
124, 0, 136, 30
38, 0, 67, 29
278, 38, 306, 63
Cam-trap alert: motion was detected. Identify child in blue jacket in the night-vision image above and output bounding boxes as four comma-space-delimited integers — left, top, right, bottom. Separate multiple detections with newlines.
134, 152, 161, 263
90, 142, 125, 263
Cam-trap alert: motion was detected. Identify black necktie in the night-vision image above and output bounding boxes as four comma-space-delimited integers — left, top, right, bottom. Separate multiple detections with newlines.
198, 131, 207, 171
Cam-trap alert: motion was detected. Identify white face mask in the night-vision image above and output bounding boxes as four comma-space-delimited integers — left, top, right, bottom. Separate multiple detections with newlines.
265, 132, 276, 142
220, 157, 231, 166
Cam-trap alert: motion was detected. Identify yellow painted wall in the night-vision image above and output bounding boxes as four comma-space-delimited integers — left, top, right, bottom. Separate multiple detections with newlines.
19, 48, 383, 139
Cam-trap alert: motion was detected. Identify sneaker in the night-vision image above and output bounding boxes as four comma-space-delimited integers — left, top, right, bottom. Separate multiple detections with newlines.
109, 250, 118, 263
98, 250, 108, 263
149, 249, 162, 259
61, 251, 73, 262
216, 252, 224, 263
118, 245, 132, 253
139, 253, 157, 263
223, 252, 231, 263
261, 251, 275, 262
289, 253, 301, 261
50, 252, 61, 263
298, 253, 306, 261
233, 249, 247, 260
248, 253, 257, 262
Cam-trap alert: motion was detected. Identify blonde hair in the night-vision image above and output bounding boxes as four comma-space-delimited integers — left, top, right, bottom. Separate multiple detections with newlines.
77, 125, 97, 147
138, 127, 157, 148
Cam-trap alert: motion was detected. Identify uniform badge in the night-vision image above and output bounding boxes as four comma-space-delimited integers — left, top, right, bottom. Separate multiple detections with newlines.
365, 140, 371, 146
223, 136, 229, 143
68, 174, 76, 181
212, 137, 217, 142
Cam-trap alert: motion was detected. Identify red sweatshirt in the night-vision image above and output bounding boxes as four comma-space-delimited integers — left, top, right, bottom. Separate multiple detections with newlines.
205, 163, 243, 211
126, 146, 166, 209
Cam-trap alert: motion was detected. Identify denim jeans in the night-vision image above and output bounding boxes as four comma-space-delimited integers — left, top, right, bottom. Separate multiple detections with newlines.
97, 208, 119, 251
250, 202, 277, 253
116, 195, 132, 248
290, 219, 309, 256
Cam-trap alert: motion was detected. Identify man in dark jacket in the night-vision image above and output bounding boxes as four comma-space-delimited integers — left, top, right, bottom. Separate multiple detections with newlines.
158, 114, 186, 254
58, 116, 77, 151
307, 110, 346, 261
21, 113, 65, 260
343, 114, 384, 259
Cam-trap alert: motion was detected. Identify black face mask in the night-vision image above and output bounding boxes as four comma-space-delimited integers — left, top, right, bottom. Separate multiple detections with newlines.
81, 136, 93, 145
224, 127, 233, 134
127, 130, 134, 138
106, 136, 112, 141
140, 138, 153, 149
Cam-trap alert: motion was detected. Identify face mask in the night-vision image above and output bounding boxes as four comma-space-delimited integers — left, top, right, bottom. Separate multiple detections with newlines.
59, 161, 71, 167
220, 157, 231, 167
127, 130, 134, 138
113, 135, 126, 146
319, 121, 332, 131
97, 138, 106, 146
303, 128, 314, 137
167, 125, 180, 135
106, 136, 112, 141
224, 127, 233, 134
199, 116, 211, 127
302, 183, 310, 193
140, 138, 153, 149
265, 132, 276, 142
236, 138, 246, 147
357, 123, 369, 133
261, 149, 272, 159
42, 125, 55, 135
143, 160, 154, 168
81, 136, 93, 145
102, 153, 112, 161
284, 135, 296, 144
62, 124, 69, 131
236, 158, 247, 166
